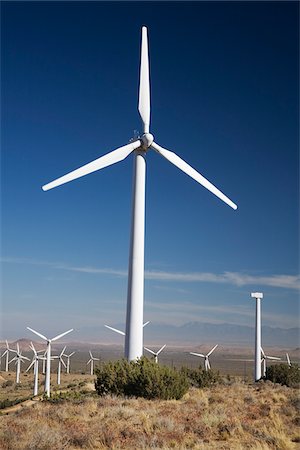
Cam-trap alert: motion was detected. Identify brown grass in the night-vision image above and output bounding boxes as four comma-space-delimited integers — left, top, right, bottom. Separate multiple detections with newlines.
0, 378, 299, 449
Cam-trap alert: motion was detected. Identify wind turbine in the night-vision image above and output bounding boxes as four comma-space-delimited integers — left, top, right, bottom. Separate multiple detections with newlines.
251, 292, 263, 381
8, 343, 30, 383
1, 341, 10, 372
87, 351, 100, 375
27, 327, 73, 396
190, 344, 218, 371
26, 342, 46, 396
63, 351, 75, 374
144, 344, 166, 363
42, 26, 237, 362
53, 346, 67, 385
261, 347, 281, 377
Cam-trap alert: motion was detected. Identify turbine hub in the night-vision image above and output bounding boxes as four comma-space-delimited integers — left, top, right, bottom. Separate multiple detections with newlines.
141, 133, 154, 150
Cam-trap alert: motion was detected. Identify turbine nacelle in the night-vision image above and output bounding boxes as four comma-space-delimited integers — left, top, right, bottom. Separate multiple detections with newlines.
141, 133, 154, 150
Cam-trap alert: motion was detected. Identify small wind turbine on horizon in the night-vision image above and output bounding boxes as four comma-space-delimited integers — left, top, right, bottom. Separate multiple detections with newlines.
42, 26, 237, 362
144, 344, 166, 363
87, 351, 99, 375
190, 344, 218, 371
27, 327, 73, 396
63, 351, 75, 373
8, 343, 30, 383
261, 347, 281, 377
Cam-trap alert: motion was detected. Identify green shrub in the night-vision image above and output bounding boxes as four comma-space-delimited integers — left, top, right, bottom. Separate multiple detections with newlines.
182, 366, 222, 388
95, 357, 189, 400
265, 363, 300, 387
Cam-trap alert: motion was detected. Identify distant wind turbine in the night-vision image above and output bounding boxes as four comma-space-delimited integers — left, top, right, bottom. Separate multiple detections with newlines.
63, 351, 75, 374
144, 344, 166, 363
53, 346, 67, 385
261, 347, 281, 377
8, 343, 30, 383
26, 342, 46, 396
190, 344, 218, 371
87, 351, 99, 375
1, 341, 11, 372
27, 327, 73, 396
42, 26, 237, 361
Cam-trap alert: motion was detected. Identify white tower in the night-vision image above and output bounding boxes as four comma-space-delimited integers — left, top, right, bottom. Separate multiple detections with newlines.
251, 292, 263, 381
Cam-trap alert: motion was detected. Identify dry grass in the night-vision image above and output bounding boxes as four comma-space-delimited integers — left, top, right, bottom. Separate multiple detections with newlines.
0, 378, 299, 449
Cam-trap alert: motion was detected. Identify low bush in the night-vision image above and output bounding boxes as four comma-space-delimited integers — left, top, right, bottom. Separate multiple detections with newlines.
265, 363, 300, 387
182, 366, 222, 388
95, 357, 189, 400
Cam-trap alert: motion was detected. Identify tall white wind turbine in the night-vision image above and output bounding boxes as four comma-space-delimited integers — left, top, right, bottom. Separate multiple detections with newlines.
261, 347, 281, 377
251, 292, 263, 381
190, 344, 218, 371
87, 351, 99, 375
144, 344, 166, 363
42, 27, 237, 362
8, 343, 30, 383
27, 327, 73, 396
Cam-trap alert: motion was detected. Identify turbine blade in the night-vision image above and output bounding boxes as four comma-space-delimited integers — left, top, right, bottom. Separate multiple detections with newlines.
260, 347, 266, 358
87, 359, 91, 365
286, 353, 291, 365
157, 344, 166, 355
104, 325, 125, 336
144, 347, 155, 356
207, 344, 218, 357
27, 327, 48, 341
51, 329, 73, 341
8, 357, 17, 364
26, 360, 35, 372
143, 321, 150, 328
60, 346, 67, 357
42, 140, 141, 191
69, 352, 75, 357
266, 356, 281, 361
89, 351, 93, 358
138, 26, 150, 133
190, 352, 205, 358
60, 357, 67, 368
151, 142, 237, 210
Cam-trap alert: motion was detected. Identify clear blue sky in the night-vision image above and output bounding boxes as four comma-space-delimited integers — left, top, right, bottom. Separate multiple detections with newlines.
1, 1, 299, 341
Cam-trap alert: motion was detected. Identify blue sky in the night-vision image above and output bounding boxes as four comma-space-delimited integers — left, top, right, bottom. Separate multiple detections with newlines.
1, 1, 299, 341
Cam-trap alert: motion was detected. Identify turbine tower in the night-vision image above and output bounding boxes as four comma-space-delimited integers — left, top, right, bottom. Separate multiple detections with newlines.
190, 344, 218, 371
41, 27, 237, 361
27, 327, 73, 396
144, 344, 166, 363
251, 292, 263, 381
1, 341, 11, 372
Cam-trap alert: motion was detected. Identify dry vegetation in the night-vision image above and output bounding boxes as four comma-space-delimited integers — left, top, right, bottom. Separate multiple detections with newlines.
0, 377, 299, 449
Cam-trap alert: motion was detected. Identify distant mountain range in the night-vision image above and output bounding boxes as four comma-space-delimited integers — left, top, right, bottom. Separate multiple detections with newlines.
75, 321, 299, 348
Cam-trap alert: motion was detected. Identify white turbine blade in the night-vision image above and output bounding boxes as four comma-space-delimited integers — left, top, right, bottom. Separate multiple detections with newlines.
60, 357, 67, 368
51, 328, 73, 341
27, 327, 48, 341
157, 344, 166, 355
138, 26, 150, 132
20, 355, 30, 362
260, 347, 266, 358
9, 348, 17, 354
89, 351, 93, 358
69, 352, 75, 357
17, 343, 20, 353
93, 357, 100, 361
190, 352, 205, 358
42, 140, 141, 191
143, 321, 150, 328
60, 346, 67, 357
286, 353, 291, 365
144, 347, 156, 356
151, 142, 237, 210
87, 359, 92, 365
207, 344, 218, 357
6, 340, 9, 349
8, 356, 17, 364
26, 360, 35, 372
104, 325, 125, 336
207, 359, 211, 370
266, 356, 281, 361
